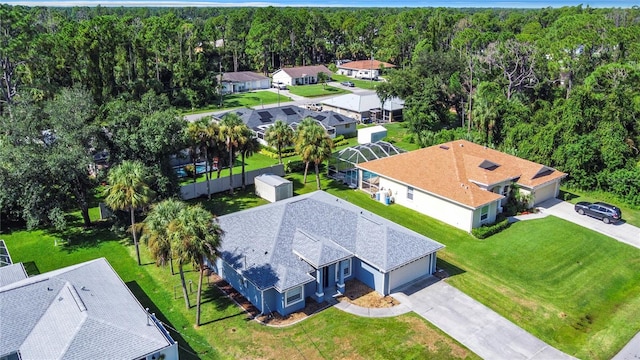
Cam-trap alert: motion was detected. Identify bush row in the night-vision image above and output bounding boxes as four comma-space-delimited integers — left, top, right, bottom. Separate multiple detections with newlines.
471, 217, 510, 239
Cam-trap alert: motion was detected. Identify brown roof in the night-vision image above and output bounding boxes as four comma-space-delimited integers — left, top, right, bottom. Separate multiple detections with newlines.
275, 65, 332, 78
338, 60, 395, 70
219, 71, 269, 83
357, 140, 567, 209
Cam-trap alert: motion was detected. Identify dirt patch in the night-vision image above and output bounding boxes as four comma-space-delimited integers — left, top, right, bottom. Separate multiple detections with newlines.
335, 279, 399, 308
209, 274, 260, 318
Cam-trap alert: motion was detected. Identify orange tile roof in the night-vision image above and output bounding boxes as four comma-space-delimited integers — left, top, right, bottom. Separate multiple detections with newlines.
338, 60, 396, 70
357, 140, 567, 209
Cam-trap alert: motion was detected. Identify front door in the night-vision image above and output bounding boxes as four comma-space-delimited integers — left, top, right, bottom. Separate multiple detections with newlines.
323, 267, 329, 288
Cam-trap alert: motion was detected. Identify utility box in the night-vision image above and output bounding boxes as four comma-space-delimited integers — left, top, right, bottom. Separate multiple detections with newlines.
254, 174, 293, 202
358, 125, 387, 144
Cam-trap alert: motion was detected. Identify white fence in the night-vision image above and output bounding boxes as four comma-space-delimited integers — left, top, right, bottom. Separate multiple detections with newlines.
179, 164, 285, 200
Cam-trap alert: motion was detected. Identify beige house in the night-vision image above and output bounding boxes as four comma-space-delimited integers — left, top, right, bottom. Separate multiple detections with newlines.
357, 140, 567, 232
337, 59, 395, 79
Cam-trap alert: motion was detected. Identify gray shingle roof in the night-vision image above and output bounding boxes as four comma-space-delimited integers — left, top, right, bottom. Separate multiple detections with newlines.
219, 71, 269, 83
0, 263, 27, 287
217, 191, 444, 292
274, 65, 332, 78
219, 105, 356, 134
0, 258, 174, 360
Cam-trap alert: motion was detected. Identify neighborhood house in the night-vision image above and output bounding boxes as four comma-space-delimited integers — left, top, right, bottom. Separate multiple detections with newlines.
320, 93, 404, 123
336, 59, 396, 80
207, 191, 444, 316
218, 71, 271, 94
271, 65, 332, 86
0, 258, 178, 360
215, 105, 357, 145
357, 140, 567, 232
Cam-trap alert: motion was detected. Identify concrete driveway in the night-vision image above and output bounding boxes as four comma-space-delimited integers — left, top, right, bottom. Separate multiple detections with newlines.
394, 278, 575, 360
536, 198, 640, 249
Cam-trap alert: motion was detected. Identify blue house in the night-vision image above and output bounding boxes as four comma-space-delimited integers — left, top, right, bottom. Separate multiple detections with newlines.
208, 191, 444, 316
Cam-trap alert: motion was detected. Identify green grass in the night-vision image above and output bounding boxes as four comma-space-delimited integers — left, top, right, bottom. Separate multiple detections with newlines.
287, 84, 348, 97
560, 187, 640, 227
331, 74, 379, 90
182, 91, 290, 115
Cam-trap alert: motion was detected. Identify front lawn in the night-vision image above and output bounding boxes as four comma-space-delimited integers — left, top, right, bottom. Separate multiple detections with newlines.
183, 91, 290, 115
287, 84, 348, 97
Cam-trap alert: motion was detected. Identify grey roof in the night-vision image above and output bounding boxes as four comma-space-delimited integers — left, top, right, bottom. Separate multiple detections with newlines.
274, 65, 332, 78
219, 71, 269, 83
0, 258, 174, 360
255, 174, 291, 187
218, 105, 357, 133
0, 239, 13, 267
0, 263, 27, 287
321, 93, 404, 112
217, 191, 444, 292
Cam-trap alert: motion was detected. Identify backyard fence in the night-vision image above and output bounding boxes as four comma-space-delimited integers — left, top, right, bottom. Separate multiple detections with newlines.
179, 164, 285, 200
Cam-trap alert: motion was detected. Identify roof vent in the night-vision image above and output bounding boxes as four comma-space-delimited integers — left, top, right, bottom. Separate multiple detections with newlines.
460, 143, 464, 147
439, 145, 449, 150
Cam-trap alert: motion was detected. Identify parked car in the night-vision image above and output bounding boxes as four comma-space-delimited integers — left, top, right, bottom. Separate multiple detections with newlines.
272, 82, 287, 90
306, 103, 323, 111
341, 81, 355, 87
574, 201, 622, 224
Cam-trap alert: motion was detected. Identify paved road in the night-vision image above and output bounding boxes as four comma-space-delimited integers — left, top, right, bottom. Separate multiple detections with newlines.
183, 82, 375, 122
393, 278, 576, 360
536, 198, 640, 249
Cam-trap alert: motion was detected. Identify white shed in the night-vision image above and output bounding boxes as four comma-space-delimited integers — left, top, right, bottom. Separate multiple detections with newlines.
358, 125, 387, 144
254, 174, 293, 202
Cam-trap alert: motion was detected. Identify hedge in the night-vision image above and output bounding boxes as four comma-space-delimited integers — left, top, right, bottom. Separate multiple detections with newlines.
471, 217, 510, 239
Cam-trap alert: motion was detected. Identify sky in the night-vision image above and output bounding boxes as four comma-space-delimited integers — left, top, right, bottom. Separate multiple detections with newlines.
2, 0, 638, 7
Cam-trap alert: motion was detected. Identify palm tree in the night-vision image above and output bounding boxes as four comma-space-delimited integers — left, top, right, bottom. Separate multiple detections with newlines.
104, 160, 155, 266
169, 205, 224, 326
238, 126, 260, 190
265, 120, 294, 164
296, 120, 334, 189
141, 198, 185, 275
219, 113, 245, 195
295, 117, 322, 184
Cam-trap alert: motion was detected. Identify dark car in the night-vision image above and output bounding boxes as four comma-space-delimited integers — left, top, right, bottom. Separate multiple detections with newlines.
341, 81, 355, 87
574, 201, 622, 224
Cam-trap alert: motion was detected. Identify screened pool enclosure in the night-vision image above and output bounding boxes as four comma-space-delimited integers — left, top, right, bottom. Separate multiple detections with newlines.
327, 141, 405, 188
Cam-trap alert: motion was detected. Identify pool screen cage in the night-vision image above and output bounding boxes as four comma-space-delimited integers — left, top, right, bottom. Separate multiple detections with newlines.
327, 141, 405, 189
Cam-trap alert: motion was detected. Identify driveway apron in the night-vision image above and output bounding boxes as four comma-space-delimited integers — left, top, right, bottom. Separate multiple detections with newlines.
394, 278, 575, 360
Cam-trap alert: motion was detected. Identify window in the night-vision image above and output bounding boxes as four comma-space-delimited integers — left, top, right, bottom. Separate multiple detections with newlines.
285, 286, 303, 307
407, 187, 414, 200
480, 206, 489, 221
345, 123, 351, 128
335, 258, 352, 281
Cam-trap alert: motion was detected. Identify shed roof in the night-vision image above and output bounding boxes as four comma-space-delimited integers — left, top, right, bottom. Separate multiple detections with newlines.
0, 258, 174, 359
255, 174, 291, 187
217, 191, 444, 292
358, 140, 567, 209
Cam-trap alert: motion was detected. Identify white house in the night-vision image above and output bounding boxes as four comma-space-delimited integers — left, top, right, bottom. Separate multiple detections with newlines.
272, 65, 332, 86
357, 140, 567, 232
321, 93, 404, 123
218, 71, 270, 94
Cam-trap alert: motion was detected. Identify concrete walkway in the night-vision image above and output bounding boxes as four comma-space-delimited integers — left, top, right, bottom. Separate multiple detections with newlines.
336, 276, 575, 359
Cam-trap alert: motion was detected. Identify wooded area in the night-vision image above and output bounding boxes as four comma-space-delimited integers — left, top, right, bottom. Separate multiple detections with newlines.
1, 4, 639, 228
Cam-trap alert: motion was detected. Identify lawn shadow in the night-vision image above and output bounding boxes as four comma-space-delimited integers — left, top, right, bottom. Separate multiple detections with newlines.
194, 186, 266, 216
22, 261, 41, 276
559, 190, 579, 201
48, 221, 122, 253
126, 280, 215, 360
436, 258, 466, 278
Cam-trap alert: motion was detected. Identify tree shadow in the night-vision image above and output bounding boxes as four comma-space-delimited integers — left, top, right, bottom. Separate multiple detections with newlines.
194, 186, 267, 216
46, 221, 123, 253
126, 280, 216, 360
559, 190, 579, 201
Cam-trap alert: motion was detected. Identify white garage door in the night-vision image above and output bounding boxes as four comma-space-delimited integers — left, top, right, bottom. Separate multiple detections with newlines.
388, 256, 431, 293
533, 182, 557, 205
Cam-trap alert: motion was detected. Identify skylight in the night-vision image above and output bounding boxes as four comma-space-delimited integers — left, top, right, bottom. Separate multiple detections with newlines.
479, 159, 500, 171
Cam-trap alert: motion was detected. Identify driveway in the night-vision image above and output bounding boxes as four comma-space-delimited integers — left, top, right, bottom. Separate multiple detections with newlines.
393, 278, 576, 360
536, 198, 640, 249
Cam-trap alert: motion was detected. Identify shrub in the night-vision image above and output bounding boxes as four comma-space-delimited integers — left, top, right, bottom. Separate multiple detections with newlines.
471, 217, 510, 239
183, 164, 195, 178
